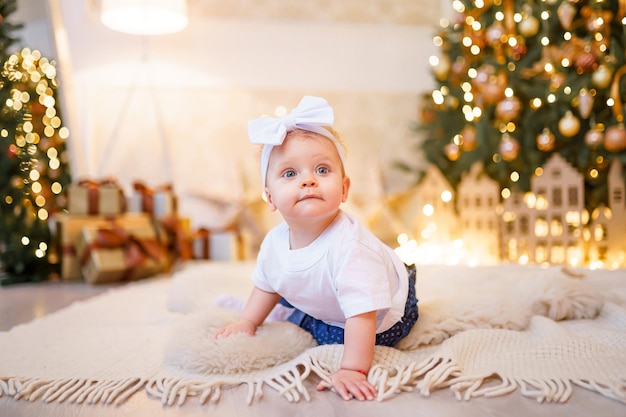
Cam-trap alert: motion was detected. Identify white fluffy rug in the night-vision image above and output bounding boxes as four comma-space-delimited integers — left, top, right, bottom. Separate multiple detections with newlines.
1, 262, 626, 406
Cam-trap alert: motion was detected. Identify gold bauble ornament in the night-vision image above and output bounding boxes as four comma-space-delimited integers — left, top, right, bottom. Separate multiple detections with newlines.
591, 65, 614, 89
536, 128, 556, 151
482, 84, 505, 104
549, 72, 566, 91
11, 175, 23, 189
486, 23, 505, 46
499, 135, 520, 161
460, 125, 477, 151
604, 124, 626, 152
584, 126, 604, 148
444, 143, 461, 161
496, 96, 522, 121
558, 111, 581, 137
518, 15, 540, 37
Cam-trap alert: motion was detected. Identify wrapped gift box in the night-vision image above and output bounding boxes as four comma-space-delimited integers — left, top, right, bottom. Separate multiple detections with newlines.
156, 215, 192, 270
127, 181, 177, 219
191, 227, 244, 261
67, 179, 125, 216
75, 220, 168, 284
191, 228, 210, 259
55, 213, 156, 280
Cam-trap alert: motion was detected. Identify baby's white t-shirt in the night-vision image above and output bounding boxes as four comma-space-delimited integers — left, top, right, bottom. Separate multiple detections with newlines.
252, 210, 409, 333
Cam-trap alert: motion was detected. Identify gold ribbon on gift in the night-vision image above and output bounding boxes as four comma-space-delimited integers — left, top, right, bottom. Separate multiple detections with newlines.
159, 216, 193, 262
80, 224, 164, 281
133, 181, 175, 214
77, 177, 126, 215
133, 181, 155, 214
193, 227, 210, 259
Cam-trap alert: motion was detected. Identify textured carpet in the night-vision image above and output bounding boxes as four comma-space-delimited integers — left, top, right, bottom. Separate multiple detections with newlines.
1, 262, 625, 406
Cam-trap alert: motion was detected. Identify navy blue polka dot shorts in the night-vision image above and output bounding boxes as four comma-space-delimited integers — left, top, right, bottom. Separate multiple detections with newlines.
279, 264, 418, 347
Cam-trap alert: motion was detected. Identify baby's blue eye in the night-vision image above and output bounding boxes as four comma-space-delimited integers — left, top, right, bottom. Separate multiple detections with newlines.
283, 170, 296, 178
317, 166, 329, 174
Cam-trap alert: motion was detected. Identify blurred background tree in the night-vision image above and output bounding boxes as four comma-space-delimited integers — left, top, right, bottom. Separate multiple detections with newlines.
0, 0, 72, 285
414, 0, 626, 212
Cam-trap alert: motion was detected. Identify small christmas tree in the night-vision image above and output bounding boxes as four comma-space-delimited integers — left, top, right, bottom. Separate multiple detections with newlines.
0, 0, 72, 285
416, 0, 626, 212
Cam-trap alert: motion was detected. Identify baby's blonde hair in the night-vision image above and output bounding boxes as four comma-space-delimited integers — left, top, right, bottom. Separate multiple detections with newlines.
284, 127, 347, 177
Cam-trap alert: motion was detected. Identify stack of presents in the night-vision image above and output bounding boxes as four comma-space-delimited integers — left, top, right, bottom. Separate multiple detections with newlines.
53, 179, 242, 284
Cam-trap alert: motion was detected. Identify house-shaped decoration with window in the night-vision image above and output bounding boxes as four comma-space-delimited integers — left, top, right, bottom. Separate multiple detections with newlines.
412, 164, 458, 243
457, 162, 501, 262
588, 159, 626, 267
500, 153, 585, 265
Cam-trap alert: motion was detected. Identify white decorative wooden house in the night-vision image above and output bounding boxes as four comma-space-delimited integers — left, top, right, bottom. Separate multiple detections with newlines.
394, 154, 626, 267
457, 162, 501, 261
588, 159, 626, 267
500, 153, 585, 265
398, 164, 459, 243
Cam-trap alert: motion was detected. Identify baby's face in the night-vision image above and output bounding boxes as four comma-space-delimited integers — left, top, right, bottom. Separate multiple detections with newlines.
264, 131, 349, 224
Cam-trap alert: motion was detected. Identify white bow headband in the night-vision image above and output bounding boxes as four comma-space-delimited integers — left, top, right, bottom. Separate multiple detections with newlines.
247, 95, 346, 187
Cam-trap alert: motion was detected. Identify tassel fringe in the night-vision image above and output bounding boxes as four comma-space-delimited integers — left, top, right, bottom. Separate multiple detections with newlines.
1, 355, 625, 406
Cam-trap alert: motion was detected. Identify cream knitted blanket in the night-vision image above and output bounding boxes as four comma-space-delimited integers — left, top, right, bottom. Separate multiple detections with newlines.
0, 262, 625, 407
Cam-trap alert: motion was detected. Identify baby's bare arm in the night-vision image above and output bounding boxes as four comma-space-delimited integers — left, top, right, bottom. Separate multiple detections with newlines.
317, 311, 378, 400
214, 287, 281, 339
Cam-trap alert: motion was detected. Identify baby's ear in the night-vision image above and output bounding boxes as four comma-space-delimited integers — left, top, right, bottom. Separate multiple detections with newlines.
341, 176, 351, 202
264, 189, 277, 212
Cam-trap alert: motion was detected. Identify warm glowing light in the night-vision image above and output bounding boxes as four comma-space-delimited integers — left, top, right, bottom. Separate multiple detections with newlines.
422, 204, 434, 217
394, 235, 497, 266
51, 182, 63, 194
441, 190, 452, 203
38, 208, 49, 221
100, 0, 188, 35
274, 106, 288, 117
535, 195, 549, 210
432, 90, 444, 105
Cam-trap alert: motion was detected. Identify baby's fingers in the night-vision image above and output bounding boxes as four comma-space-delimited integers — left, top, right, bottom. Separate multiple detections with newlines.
213, 326, 231, 339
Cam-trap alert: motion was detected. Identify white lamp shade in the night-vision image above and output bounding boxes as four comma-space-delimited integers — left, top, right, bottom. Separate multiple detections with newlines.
100, 0, 188, 35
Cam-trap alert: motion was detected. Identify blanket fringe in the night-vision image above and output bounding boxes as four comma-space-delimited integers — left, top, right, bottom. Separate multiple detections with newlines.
2, 361, 625, 407
0, 377, 146, 405
145, 377, 225, 406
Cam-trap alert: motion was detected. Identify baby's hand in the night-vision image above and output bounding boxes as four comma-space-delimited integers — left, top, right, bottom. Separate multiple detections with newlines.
213, 319, 257, 339
316, 369, 377, 401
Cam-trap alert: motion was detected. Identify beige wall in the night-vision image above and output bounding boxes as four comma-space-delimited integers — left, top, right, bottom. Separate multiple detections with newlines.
27, 0, 442, 243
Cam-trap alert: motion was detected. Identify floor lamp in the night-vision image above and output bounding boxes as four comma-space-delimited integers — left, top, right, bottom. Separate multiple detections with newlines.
96, 0, 189, 182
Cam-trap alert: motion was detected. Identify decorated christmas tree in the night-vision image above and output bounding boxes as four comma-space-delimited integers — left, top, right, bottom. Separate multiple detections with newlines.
417, 0, 626, 212
0, 0, 72, 285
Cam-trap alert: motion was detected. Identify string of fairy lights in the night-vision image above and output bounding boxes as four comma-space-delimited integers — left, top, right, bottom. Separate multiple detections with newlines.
2, 47, 70, 263
427, 0, 626, 200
